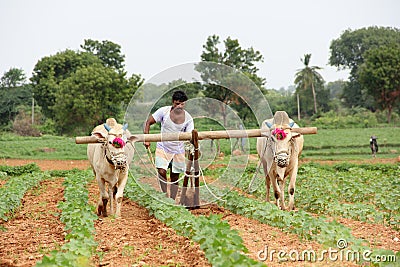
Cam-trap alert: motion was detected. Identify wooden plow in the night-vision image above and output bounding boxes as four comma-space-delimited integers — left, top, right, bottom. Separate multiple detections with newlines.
76, 127, 317, 208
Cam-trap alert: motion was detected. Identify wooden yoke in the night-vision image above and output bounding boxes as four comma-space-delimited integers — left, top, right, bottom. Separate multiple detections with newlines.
180, 129, 200, 208
75, 127, 318, 144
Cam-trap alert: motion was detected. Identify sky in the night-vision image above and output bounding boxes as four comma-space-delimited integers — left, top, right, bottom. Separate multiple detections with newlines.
1, 0, 399, 90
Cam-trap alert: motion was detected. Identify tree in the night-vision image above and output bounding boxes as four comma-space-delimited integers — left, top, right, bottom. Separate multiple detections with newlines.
54, 64, 133, 135
81, 39, 125, 71
196, 35, 265, 126
31, 40, 143, 134
326, 80, 346, 99
329, 26, 400, 108
264, 89, 297, 116
294, 54, 324, 115
31, 49, 101, 118
0, 68, 31, 128
0, 86, 32, 127
358, 44, 400, 123
0, 68, 26, 88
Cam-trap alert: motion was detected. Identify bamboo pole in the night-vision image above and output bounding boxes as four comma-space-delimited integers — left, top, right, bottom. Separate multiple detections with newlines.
75, 127, 317, 144
75, 136, 100, 144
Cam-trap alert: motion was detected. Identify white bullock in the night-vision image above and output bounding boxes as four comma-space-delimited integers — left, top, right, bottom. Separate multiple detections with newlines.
256, 111, 304, 210
87, 118, 134, 217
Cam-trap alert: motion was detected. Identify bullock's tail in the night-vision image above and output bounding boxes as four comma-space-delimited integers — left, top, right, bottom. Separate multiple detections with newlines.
247, 158, 264, 193
247, 141, 268, 193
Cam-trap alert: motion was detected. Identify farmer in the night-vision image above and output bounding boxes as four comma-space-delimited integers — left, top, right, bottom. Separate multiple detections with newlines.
143, 90, 194, 200
370, 135, 378, 158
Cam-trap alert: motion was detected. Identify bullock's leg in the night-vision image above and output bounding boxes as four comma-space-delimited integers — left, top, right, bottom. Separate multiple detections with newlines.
261, 161, 271, 202
170, 172, 179, 200
265, 174, 271, 202
270, 175, 281, 209
278, 178, 287, 210
288, 166, 299, 211
115, 171, 128, 218
108, 183, 115, 216
274, 168, 287, 210
97, 177, 109, 217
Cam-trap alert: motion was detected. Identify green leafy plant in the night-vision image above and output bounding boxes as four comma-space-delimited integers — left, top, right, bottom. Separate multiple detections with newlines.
124, 174, 266, 267
0, 171, 50, 221
36, 170, 97, 266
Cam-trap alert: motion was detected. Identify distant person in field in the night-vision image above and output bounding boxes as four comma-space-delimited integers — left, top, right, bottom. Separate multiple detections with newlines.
370, 135, 378, 158
143, 90, 194, 200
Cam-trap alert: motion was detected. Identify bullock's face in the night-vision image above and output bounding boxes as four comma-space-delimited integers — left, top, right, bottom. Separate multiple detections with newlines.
105, 132, 128, 168
269, 127, 295, 168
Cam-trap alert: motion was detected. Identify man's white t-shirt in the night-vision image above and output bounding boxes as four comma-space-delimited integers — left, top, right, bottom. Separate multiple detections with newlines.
152, 106, 194, 154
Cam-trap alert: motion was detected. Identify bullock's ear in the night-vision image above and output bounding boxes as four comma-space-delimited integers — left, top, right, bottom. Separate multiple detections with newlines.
261, 131, 270, 137
289, 121, 295, 128
92, 132, 106, 142
104, 123, 111, 132
292, 133, 302, 138
122, 123, 128, 131
265, 121, 273, 128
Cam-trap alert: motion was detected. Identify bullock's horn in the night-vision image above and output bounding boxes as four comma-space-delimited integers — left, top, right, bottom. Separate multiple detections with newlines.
289, 121, 295, 128
265, 121, 273, 128
122, 123, 128, 130
104, 123, 111, 132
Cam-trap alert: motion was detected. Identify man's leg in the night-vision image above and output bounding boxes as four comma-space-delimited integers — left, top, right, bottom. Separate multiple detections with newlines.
171, 153, 185, 201
157, 168, 168, 193
155, 148, 172, 194
170, 172, 179, 200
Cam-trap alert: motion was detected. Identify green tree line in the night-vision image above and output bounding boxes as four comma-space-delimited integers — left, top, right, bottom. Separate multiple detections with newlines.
1, 26, 399, 136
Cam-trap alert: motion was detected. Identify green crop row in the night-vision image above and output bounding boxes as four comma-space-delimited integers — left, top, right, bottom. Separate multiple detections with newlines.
124, 173, 266, 267
0, 171, 50, 221
199, 186, 399, 266
36, 170, 97, 267
224, 162, 400, 229
0, 163, 41, 178
295, 164, 400, 228
202, 186, 362, 247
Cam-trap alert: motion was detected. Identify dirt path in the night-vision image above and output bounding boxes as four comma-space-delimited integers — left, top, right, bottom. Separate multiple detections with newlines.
2, 156, 399, 172
86, 180, 209, 266
1, 159, 91, 171
0, 178, 65, 266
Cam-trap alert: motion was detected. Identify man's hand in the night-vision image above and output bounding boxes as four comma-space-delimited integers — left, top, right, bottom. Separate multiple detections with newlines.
144, 141, 150, 149
143, 115, 156, 150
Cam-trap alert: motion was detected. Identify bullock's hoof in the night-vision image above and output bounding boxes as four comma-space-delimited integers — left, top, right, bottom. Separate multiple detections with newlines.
97, 205, 108, 217
97, 206, 102, 216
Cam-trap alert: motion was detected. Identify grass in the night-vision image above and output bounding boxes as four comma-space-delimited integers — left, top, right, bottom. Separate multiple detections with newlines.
0, 133, 88, 160
302, 127, 400, 160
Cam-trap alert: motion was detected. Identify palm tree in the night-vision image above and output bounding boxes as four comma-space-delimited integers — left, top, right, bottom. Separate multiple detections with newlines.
294, 54, 324, 114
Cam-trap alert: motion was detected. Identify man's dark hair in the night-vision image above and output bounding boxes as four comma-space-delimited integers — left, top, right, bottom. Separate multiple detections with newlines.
172, 90, 188, 102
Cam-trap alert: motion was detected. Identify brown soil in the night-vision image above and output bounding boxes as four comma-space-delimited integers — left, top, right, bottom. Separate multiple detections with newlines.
0, 159, 91, 171
0, 178, 66, 266
0, 158, 399, 266
300, 157, 400, 165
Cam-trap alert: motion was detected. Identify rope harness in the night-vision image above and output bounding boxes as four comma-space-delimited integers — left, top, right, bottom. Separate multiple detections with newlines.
103, 139, 128, 170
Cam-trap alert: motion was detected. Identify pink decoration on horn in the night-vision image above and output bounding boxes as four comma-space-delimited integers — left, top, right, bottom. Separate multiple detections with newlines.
272, 128, 287, 140
112, 137, 126, 148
